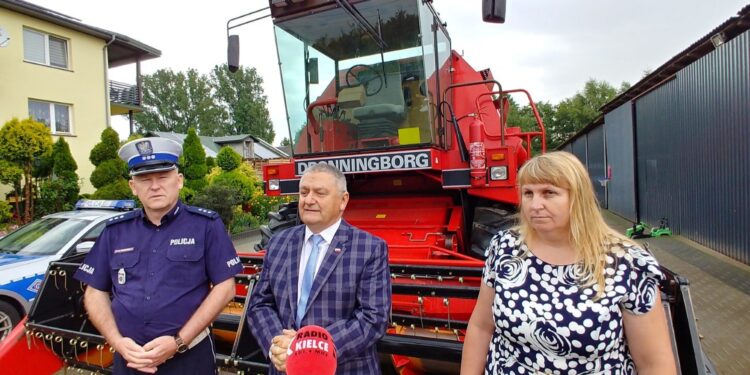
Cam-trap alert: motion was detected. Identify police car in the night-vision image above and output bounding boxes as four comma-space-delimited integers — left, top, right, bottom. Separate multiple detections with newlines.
0, 200, 135, 341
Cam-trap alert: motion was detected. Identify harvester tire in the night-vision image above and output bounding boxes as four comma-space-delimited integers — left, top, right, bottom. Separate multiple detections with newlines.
254, 201, 300, 251
470, 205, 515, 259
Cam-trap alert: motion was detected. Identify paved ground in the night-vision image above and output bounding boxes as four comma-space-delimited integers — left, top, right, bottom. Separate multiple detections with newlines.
602, 210, 750, 375
232, 228, 261, 254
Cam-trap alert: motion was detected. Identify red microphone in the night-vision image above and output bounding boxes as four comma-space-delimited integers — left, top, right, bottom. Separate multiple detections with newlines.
286, 325, 337, 375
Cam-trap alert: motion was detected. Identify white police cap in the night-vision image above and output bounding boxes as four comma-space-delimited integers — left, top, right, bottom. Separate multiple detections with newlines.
118, 137, 182, 176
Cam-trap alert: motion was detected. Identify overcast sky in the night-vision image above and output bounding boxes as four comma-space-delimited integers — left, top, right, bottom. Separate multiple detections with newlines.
26, 0, 749, 144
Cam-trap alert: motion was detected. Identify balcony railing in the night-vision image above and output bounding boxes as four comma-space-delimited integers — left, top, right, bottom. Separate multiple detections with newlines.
109, 80, 141, 107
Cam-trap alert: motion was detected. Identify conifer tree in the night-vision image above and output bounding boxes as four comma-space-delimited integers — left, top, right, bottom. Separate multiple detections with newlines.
181, 128, 208, 192
89, 128, 131, 200
38, 138, 80, 215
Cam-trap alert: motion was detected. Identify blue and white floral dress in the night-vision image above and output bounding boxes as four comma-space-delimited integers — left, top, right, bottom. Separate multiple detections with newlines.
482, 230, 663, 375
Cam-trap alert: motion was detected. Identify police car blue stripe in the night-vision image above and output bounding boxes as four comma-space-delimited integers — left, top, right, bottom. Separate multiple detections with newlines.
0, 275, 43, 302
0, 254, 39, 267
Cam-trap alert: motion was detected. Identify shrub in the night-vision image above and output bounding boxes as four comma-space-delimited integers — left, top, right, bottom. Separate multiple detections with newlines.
250, 194, 287, 224
90, 159, 128, 189
179, 185, 196, 204
0, 200, 11, 224
206, 156, 215, 169
184, 177, 207, 192
37, 177, 80, 216
230, 211, 260, 234
91, 179, 133, 200
52, 137, 78, 176
89, 128, 120, 167
192, 184, 244, 227
216, 146, 241, 172
212, 170, 253, 202
32, 149, 54, 178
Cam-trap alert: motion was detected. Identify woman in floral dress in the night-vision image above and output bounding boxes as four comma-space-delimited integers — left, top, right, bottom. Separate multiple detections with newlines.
461, 152, 676, 375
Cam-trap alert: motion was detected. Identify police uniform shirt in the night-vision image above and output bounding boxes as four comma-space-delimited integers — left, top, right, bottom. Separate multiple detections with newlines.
74, 201, 243, 345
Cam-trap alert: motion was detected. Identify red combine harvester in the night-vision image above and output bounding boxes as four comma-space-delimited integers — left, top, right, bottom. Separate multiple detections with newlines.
228, 0, 543, 373
0, 1, 711, 374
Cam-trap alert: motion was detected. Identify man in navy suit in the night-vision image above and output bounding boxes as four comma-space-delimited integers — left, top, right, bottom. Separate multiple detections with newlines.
246, 163, 391, 374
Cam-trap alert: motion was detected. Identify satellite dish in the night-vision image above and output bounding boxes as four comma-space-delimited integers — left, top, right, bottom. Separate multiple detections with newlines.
0, 26, 9, 48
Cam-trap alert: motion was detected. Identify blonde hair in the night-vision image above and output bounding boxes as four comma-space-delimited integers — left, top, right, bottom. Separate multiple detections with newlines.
516, 151, 631, 296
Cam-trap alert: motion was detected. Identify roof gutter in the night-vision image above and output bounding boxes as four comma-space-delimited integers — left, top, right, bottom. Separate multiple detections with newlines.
103, 34, 116, 128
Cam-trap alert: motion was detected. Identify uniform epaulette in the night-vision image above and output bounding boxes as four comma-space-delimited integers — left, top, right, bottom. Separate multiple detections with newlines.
105, 210, 140, 226
185, 205, 219, 219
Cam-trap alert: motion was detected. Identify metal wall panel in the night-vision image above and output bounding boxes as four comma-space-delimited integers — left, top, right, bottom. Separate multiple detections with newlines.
571, 136, 588, 167
604, 104, 637, 221
635, 30, 750, 264
587, 126, 607, 208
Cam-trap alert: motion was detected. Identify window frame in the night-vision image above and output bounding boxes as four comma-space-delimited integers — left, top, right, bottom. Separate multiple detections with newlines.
23, 27, 70, 69
28, 99, 74, 135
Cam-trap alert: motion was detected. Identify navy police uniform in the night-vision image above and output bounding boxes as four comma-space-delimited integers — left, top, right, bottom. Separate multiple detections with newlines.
73, 137, 243, 374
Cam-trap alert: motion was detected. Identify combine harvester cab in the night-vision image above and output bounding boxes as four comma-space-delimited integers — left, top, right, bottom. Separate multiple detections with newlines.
0, 1, 711, 374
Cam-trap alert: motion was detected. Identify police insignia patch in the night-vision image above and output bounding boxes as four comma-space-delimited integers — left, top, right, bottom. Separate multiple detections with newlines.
136, 140, 153, 156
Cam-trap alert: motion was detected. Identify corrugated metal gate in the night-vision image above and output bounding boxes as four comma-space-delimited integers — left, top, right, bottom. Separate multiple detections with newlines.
604, 105, 637, 221
634, 30, 750, 263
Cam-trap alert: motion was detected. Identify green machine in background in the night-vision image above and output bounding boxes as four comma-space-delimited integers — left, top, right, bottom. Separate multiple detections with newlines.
627, 217, 672, 238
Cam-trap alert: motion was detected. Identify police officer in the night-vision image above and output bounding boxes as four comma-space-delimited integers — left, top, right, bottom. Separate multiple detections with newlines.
74, 137, 243, 374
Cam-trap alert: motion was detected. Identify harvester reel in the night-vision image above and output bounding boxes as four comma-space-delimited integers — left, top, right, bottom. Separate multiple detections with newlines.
345, 64, 384, 96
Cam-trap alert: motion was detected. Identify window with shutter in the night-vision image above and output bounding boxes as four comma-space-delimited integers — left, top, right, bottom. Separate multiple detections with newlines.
23, 29, 45, 64
23, 27, 69, 69
49, 36, 68, 68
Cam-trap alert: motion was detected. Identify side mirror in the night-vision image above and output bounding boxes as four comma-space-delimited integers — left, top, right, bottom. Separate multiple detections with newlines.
228, 35, 240, 73
308, 57, 319, 84
482, 0, 506, 23
76, 241, 95, 254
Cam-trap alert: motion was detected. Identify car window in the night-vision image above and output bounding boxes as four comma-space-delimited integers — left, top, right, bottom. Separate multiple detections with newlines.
0, 217, 92, 256
80, 222, 106, 243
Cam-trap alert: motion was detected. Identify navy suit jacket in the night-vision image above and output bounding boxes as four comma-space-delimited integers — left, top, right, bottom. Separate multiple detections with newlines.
246, 220, 391, 375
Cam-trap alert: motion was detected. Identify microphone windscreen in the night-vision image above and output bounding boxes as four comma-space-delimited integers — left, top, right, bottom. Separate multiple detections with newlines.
286, 325, 337, 375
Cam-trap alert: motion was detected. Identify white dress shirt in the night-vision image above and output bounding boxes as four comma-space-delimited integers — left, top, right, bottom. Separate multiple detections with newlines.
297, 218, 341, 304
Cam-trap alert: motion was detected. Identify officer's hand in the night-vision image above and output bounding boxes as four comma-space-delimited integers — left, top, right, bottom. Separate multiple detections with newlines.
141, 335, 179, 368
114, 337, 157, 372
270, 330, 296, 372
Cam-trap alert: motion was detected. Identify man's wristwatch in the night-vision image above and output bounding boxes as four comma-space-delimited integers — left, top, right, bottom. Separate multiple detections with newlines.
174, 335, 188, 354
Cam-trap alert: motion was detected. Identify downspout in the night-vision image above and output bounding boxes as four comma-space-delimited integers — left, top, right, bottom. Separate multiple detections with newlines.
103, 34, 116, 127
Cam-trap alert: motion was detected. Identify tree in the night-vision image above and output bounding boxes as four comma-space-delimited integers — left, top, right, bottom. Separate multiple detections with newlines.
181, 127, 208, 192
38, 137, 80, 216
211, 64, 275, 142
135, 69, 225, 136
279, 137, 291, 147
505, 96, 556, 154
0, 118, 52, 222
546, 79, 621, 149
89, 128, 131, 199
52, 137, 78, 179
